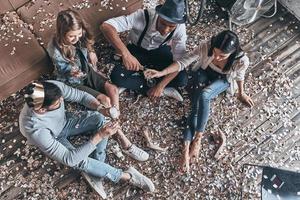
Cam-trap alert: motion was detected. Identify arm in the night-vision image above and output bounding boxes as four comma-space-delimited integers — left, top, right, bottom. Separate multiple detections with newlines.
171, 24, 187, 61
30, 129, 97, 167
144, 44, 203, 79
100, 10, 144, 71
101, 23, 141, 71
87, 47, 98, 67
48, 80, 98, 109
147, 70, 179, 98
31, 123, 119, 167
100, 23, 130, 59
236, 80, 254, 107
47, 41, 73, 76
51, 53, 72, 76
48, 81, 114, 117
235, 56, 254, 107
144, 62, 180, 79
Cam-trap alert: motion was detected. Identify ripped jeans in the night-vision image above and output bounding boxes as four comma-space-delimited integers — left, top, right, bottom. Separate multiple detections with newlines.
58, 111, 122, 183
183, 67, 230, 141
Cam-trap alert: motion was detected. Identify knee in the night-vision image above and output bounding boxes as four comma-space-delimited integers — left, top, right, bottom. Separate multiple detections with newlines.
177, 71, 188, 87
110, 66, 123, 84
92, 112, 106, 128
199, 88, 212, 101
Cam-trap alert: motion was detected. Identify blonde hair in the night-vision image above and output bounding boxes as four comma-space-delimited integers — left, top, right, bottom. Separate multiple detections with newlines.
54, 9, 94, 64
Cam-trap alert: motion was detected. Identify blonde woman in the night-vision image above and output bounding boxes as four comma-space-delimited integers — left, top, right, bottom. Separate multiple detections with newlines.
47, 9, 119, 110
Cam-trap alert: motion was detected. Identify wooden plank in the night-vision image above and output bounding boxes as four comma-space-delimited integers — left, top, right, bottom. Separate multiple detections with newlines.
0, 186, 25, 200
235, 109, 300, 164
244, 16, 298, 52
54, 169, 80, 190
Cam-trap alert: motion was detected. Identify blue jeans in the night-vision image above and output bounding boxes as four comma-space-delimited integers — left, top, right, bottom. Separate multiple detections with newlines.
183, 67, 230, 141
58, 111, 122, 183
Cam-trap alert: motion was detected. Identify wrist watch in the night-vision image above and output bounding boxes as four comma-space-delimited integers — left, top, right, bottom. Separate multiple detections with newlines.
97, 104, 119, 119
109, 106, 119, 119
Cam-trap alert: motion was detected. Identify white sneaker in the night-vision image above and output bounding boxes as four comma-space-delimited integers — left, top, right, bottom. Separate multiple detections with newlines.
82, 172, 107, 199
123, 144, 149, 162
125, 167, 155, 192
118, 87, 127, 95
162, 87, 183, 101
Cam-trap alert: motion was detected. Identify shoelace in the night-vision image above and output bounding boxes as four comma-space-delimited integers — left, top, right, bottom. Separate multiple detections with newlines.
129, 145, 144, 157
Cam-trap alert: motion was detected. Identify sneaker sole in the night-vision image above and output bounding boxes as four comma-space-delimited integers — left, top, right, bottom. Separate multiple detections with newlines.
82, 172, 107, 199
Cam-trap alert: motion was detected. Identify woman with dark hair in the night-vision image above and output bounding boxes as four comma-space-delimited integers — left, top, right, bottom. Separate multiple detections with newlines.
47, 9, 119, 110
145, 30, 254, 172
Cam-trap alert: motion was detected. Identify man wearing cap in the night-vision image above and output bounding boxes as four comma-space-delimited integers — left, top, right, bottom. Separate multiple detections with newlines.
100, 0, 188, 101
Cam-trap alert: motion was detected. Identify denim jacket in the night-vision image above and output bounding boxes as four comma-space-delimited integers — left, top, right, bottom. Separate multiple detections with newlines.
47, 38, 89, 86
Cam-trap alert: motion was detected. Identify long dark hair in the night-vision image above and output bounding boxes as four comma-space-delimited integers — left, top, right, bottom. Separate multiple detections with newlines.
53, 9, 94, 65
208, 30, 244, 72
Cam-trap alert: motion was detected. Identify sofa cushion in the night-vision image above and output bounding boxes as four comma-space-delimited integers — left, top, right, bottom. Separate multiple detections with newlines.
17, 0, 142, 47
0, 12, 51, 100
67, 0, 142, 37
0, 0, 14, 14
16, 0, 72, 47
0, 0, 30, 14
8, 0, 31, 9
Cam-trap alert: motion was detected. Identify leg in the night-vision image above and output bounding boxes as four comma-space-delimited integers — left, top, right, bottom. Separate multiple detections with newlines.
116, 129, 149, 162
110, 44, 151, 94
115, 129, 131, 149
110, 64, 150, 94
184, 69, 209, 161
150, 46, 188, 88
167, 70, 188, 88
185, 69, 210, 139
85, 68, 117, 108
103, 82, 119, 110
127, 44, 151, 66
148, 45, 173, 69
76, 157, 123, 183
61, 111, 107, 161
195, 78, 230, 133
189, 78, 230, 160
180, 141, 191, 173
78, 157, 154, 192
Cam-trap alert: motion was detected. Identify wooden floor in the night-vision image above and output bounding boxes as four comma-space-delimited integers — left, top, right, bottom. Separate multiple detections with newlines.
231, 6, 300, 199
234, 8, 300, 169
0, 3, 300, 200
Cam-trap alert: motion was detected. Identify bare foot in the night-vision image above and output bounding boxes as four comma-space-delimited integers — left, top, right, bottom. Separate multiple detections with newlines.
179, 148, 190, 174
189, 136, 202, 163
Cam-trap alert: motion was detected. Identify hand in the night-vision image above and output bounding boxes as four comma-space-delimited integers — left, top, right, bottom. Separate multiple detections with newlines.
100, 121, 120, 137
92, 121, 120, 144
122, 52, 142, 71
144, 69, 164, 79
70, 67, 86, 78
147, 84, 165, 100
237, 93, 254, 107
96, 94, 111, 108
88, 51, 98, 67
